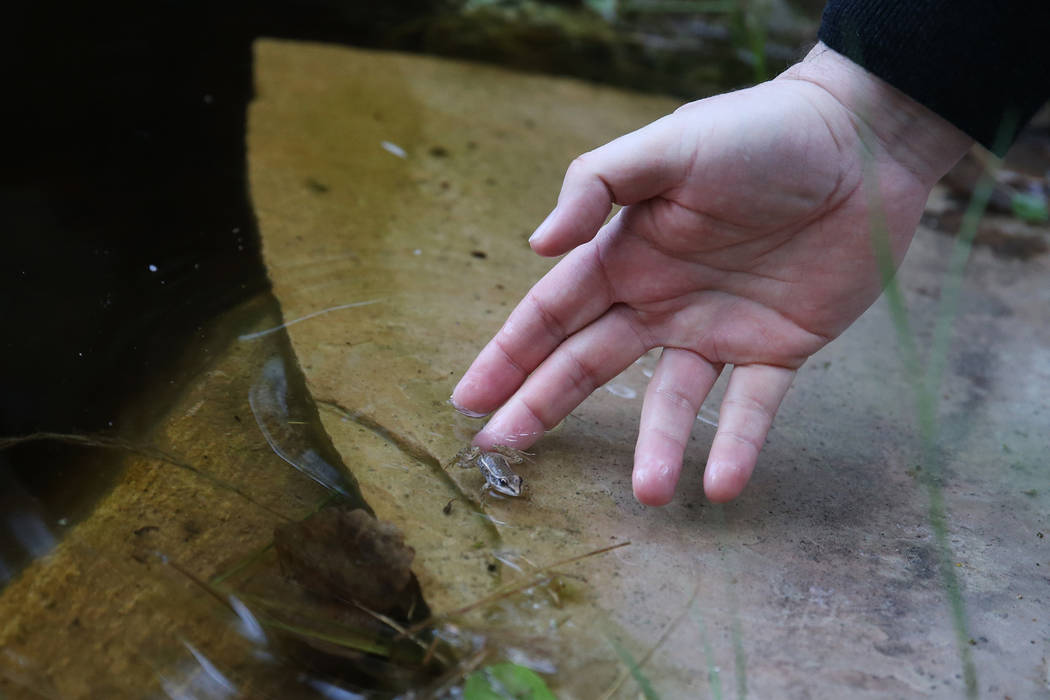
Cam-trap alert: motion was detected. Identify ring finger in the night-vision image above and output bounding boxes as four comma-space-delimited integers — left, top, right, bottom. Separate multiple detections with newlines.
632, 347, 721, 505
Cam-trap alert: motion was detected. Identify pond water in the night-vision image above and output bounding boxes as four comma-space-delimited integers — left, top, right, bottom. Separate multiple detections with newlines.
4, 4, 1050, 699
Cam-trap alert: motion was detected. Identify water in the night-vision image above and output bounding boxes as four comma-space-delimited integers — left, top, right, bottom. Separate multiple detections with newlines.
9, 3, 1047, 699
0, 0, 799, 582
0, 15, 684, 686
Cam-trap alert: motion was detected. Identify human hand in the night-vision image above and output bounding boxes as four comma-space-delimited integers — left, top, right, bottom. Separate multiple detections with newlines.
451, 45, 972, 505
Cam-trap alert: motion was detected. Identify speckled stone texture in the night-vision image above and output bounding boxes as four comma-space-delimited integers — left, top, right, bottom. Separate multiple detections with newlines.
247, 40, 1050, 698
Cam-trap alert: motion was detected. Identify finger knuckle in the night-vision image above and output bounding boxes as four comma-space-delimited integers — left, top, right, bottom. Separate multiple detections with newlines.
722, 394, 774, 421
525, 291, 566, 342
655, 384, 698, 413
649, 425, 687, 451
563, 348, 599, 398
566, 153, 594, 178
717, 428, 763, 455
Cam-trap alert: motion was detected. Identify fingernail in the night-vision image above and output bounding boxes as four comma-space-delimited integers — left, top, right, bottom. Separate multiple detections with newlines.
528, 207, 558, 244
447, 396, 489, 419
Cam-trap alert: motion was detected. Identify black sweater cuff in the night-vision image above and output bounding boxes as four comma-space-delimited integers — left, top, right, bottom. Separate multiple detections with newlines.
818, 0, 1050, 155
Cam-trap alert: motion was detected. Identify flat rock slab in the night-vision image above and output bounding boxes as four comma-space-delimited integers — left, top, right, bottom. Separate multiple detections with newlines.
249, 39, 1050, 698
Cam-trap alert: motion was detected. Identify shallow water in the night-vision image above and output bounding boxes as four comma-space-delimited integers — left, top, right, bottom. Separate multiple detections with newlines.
4, 6, 1050, 699
243, 39, 1050, 699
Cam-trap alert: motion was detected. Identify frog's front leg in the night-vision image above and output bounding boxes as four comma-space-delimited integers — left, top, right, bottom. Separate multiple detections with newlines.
490, 444, 531, 465
450, 446, 481, 470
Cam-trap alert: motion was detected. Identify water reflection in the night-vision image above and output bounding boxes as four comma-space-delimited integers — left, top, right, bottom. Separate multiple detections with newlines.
0, 294, 434, 697
162, 641, 239, 699
228, 594, 268, 646
250, 355, 369, 508
302, 678, 368, 700
0, 459, 57, 585
4, 510, 55, 565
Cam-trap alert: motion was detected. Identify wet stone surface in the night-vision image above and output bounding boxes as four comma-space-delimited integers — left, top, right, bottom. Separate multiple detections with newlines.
274, 506, 419, 615
1, 39, 1046, 700
248, 40, 1050, 698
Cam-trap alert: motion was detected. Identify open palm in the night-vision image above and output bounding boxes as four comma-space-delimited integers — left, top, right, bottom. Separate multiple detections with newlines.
452, 51, 970, 505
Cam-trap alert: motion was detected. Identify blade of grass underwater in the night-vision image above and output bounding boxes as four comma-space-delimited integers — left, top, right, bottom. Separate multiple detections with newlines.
915, 116, 1017, 700
926, 117, 1016, 399
258, 616, 391, 656
405, 541, 630, 635
209, 541, 275, 587
599, 585, 702, 700
317, 400, 502, 545
0, 432, 292, 522
860, 141, 978, 697
606, 635, 661, 700
169, 556, 395, 659
711, 506, 747, 700
857, 112, 1018, 699
740, 1, 769, 83
210, 493, 343, 586
690, 604, 723, 700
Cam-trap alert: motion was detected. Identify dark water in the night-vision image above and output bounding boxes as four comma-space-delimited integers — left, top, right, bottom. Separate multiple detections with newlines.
0, 8, 559, 694
3, 3, 261, 579
1, 0, 459, 573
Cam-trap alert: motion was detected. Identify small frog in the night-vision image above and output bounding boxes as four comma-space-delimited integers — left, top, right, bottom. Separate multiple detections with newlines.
452, 445, 527, 498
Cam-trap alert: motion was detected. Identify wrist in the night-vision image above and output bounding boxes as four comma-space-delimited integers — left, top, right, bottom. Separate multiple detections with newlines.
778, 42, 973, 188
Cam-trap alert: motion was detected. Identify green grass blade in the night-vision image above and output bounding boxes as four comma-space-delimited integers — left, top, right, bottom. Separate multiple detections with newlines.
606, 635, 661, 700
690, 604, 724, 700
853, 112, 1024, 700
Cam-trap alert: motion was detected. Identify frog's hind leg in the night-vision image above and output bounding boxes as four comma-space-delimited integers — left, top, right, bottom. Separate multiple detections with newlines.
491, 445, 532, 464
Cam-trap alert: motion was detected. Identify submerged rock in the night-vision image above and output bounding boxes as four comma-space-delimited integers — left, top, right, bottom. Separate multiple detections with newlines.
274, 506, 417, 614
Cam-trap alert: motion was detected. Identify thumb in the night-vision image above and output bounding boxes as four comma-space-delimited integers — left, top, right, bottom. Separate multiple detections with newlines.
529, 112, 692, 256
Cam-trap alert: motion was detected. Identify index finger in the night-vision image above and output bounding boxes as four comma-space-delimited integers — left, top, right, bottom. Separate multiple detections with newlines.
451, 237, 613, 415
451, 111, 692, 415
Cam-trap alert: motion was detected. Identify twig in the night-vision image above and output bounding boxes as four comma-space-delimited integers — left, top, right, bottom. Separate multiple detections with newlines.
349, 600, 451, 666
406, 541, 630, 635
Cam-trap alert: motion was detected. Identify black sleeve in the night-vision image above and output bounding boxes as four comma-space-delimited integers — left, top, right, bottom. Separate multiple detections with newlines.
818, 1, 1050, 155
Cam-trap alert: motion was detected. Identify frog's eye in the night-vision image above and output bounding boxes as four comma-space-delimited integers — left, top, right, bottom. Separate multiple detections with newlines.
497, 478, 509, 487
